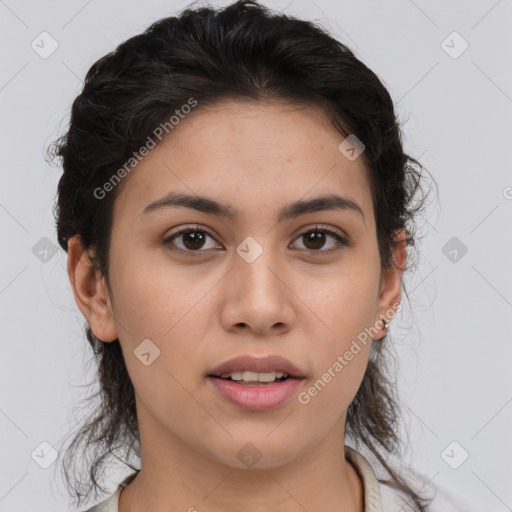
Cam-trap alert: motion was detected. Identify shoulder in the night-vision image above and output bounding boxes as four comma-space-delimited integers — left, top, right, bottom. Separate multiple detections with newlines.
379, 478, 470, 512
345, 445, 469, 512
379, 481, 465, 512
82, 492, 119, 512
81, 472, 139, 512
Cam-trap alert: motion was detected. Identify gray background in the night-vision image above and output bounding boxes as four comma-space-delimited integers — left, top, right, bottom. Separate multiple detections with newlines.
0, 0, 511, 510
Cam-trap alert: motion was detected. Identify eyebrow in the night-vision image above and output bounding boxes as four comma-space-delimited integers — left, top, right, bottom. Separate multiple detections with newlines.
140, 192, 365, 223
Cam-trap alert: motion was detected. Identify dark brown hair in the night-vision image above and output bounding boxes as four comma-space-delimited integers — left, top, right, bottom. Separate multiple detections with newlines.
48, 1, 436, 509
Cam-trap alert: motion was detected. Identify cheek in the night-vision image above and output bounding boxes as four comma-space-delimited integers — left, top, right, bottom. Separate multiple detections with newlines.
297, 302, 372, 423
303, 263, 380, 342
109, 245, 211, 341
110, 256, 217, 392
296, 260, 378, 395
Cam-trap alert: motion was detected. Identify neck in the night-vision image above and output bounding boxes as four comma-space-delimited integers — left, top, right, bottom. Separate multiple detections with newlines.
119, 430, 364, 512
119, 404, 364, 512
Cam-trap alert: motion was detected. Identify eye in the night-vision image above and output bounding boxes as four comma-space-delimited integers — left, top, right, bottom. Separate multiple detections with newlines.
291, 225, 348, 254
163, 226, 220, 257
163, 224, 348, 258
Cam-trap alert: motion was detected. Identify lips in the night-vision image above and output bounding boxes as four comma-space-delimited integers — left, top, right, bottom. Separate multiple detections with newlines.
207, 354, 306, 379
207, 376, 304, 411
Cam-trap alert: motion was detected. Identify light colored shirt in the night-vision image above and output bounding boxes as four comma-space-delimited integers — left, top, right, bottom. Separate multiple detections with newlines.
83, 445, 466, 512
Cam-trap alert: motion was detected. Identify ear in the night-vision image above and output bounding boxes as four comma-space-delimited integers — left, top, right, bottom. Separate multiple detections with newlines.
374, 228, 407, 338
67, 235, 118, 342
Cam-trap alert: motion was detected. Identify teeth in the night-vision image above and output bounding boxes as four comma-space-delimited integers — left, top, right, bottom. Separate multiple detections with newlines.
219, 371, 289, 382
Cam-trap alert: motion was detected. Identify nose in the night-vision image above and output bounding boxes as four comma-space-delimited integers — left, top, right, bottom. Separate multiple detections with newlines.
219, 238, 296, 336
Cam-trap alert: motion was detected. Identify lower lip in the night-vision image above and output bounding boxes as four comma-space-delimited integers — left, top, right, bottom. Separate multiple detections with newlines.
207, 376, 304, 411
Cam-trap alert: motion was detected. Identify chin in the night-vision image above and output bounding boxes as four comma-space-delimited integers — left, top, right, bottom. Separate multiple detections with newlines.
203, 432, 309, 471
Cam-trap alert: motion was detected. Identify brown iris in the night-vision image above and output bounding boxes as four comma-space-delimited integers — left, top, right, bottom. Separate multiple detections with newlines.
182, 230, 206, 250
303, 231, 326, 250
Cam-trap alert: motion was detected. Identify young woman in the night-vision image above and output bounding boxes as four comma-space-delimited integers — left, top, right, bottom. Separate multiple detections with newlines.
49, 1, 465, 511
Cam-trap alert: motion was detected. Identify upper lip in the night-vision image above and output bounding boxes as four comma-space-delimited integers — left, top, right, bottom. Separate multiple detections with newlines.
208, 355, 305, 378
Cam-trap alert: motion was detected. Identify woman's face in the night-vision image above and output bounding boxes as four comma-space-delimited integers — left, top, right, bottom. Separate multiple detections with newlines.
70, 99, 404, 470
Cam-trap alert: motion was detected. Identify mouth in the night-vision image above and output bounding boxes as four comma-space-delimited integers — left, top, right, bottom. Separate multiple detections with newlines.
210, 370, 294, 386
206, 354, 306, 411
207, 354, 306, 380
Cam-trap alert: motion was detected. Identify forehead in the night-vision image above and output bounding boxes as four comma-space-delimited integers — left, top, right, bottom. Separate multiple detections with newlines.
113, 99, 374, 227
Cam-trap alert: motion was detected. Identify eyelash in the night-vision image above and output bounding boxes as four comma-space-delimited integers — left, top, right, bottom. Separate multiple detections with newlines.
163, 224, 348, 258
